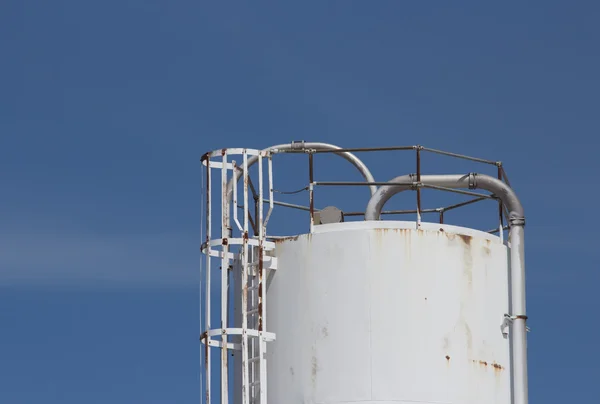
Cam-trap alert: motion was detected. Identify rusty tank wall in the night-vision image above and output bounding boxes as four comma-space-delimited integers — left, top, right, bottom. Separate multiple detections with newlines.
265, 221, 511, 404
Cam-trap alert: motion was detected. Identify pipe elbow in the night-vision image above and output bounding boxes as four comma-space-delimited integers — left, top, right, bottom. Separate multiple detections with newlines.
364, 173, 525, 227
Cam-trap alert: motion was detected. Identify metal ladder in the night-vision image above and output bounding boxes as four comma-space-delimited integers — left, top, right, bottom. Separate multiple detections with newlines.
201, 148, 276, 404
243, 245, 270, 404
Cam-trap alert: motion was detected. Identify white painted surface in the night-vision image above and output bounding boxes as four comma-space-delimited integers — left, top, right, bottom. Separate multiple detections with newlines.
266, 221, 511, 404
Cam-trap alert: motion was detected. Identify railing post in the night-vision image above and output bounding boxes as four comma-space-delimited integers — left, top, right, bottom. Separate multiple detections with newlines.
308, 152, 314, 233
416, 145, 422, 228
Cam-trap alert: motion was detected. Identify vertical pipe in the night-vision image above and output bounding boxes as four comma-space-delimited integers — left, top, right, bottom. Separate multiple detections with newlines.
204, 333, 209, 404
498, 165, 504, 242
249, 246, 256, 401
258, 156, 264, 239
200, 161, 204, 404
232, 161, 243, 232
439, 210, 444, 224
510, 225, 528, 404
416, 147, 422, 227
220, 152, 229, 403
257, 155, 264, 332
264, 155, 274, 228
254, 194, 259, 237
205, 157, 212, 404
257, 154, 266, 404
241, 152, 250, 404
308, 153, 314, 232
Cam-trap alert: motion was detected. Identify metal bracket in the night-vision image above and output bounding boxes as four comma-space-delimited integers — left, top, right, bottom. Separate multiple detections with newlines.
291, 140, 306, 151
501, 314, 531, 338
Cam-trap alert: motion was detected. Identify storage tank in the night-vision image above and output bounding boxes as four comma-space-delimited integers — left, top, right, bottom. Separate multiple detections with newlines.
200, 143, 528, 404
269, 221, 510, 403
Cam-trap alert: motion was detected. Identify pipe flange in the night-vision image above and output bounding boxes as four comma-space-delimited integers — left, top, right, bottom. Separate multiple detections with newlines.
468, 173, 478, 189
509, 215, 526, 227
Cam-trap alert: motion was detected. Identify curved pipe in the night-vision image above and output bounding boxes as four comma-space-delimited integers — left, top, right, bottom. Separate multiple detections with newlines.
225, 143, 377, 232
364, 172, 528, 404
227, 142, 377, 202
364, 173, 524, 224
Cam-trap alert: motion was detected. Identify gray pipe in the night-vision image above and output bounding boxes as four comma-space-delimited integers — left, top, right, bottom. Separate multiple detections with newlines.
364, 173, 528, 404
364, 173, 524, 223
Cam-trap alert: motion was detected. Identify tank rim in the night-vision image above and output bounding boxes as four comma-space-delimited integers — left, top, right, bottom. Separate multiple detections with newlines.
310, 220, 503, 243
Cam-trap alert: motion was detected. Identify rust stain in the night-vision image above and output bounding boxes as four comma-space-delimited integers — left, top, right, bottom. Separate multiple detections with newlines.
444, 231, 474, 246
458, 234, 472, 245
445, 355, 451, 361
273, 234, 300, 243
462, 240, 473, 288
222, 238, 228, 245
472, 359, 504, 372
258, 244, 264, 331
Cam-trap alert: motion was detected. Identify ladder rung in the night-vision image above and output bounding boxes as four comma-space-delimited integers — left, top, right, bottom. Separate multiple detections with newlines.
248, 357, 260, 363
250, 381, 261, 387
247, 308, 259, 315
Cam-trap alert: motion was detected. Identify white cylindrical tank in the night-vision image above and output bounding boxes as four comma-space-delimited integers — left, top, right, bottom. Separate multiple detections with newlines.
266, 221, 511, 404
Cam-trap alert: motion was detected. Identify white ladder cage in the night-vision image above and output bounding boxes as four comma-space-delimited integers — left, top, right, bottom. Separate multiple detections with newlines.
201, 149, 277, 404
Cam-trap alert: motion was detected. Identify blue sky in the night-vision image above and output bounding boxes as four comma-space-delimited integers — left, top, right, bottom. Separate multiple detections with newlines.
1, 1, 599, 403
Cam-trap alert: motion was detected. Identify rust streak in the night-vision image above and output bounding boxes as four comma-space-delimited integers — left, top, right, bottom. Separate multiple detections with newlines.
471, 359, 504, 372
458, 234, 472, 245
257, 244, 264, 331
445, 355, 450, 361
273, 234, 300, 243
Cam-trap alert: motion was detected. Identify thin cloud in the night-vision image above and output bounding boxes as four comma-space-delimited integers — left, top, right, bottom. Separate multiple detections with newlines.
0, 232, 199, 286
